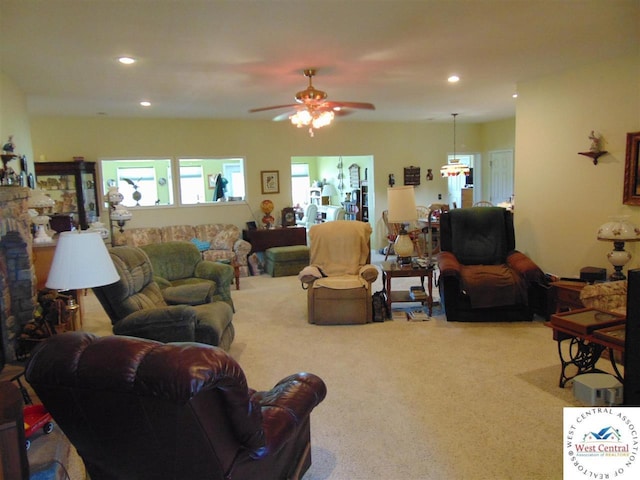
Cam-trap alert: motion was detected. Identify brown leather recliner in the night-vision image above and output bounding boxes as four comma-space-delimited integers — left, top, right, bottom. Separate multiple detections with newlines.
25, 332, 327, 480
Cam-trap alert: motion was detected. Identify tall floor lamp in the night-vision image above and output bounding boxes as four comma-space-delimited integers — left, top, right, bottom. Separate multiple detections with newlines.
387, 186, 417, 265
45, 231, 120, 330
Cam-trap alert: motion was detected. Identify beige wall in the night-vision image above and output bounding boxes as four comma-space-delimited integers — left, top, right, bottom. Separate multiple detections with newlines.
0, 72, 34, 174
10, 52, 640, 276
28, 116, 483, 248
516, 54, 640, 277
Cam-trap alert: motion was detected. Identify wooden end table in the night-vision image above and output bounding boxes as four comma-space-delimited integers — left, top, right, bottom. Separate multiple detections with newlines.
547, 308, 626, 387
380, 261, 434, 317
550, 280, 586, 312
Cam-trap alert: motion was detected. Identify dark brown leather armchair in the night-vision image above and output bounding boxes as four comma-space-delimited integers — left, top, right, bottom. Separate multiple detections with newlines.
437, 207, 547, 322
26, 332, 327, 480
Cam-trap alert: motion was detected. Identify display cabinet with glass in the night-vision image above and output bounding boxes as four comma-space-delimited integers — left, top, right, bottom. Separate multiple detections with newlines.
34, 160, 99, 230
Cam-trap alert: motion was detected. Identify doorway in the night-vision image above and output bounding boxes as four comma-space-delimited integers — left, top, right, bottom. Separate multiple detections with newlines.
290, 155, 374, 222
488, 149, 514, 204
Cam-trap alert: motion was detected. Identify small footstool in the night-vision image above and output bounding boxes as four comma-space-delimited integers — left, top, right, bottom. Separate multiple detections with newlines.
265, 245, 310, 277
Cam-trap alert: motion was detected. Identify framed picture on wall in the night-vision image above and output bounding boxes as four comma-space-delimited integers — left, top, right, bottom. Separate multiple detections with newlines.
623, 131, 640, 205
261, 170, 280, 194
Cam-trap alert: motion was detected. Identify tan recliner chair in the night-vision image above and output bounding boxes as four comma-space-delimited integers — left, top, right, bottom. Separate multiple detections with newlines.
299, 221, 378, 324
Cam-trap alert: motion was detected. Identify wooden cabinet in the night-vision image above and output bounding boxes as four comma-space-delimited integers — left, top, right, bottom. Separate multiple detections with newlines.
34, 160, 99, 230
461, 187, 473, 208
242, 227, 307, 253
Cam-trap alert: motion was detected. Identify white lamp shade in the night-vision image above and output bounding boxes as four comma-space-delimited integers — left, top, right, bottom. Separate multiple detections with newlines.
597, 216, 640, 241
28, 188, 55, 208
321, 184, 338, 197
45, 231, 120, 290
387, 186, 417, 223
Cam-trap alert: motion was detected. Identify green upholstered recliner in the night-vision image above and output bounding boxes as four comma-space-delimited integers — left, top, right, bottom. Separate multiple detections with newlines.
92, 245, 234, 350
140, 240, 234, 311
437, 207, 547, 322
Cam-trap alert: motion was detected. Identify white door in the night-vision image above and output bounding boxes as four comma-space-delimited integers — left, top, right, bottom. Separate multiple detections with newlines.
489, 150, 514, 204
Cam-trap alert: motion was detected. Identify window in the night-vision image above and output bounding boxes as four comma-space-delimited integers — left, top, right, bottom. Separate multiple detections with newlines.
291, 163, 310, 207
179, 165, 206, 204
101, 158, 173, 207
100, 157, 245, 208
178, 157, 245, 204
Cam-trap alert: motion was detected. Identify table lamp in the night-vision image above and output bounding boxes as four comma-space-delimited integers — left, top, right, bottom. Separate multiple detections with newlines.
107, 186, 133, 246
45, 231, 120, 329
387, 186, 417, 265
597, 216, 640, 281
28, 188, 56, 244
321, 183, 338, 205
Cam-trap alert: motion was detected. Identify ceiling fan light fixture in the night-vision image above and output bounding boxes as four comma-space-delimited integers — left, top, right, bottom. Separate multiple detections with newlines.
250, 68, 374, 137
312, 110, 334, 129
290, 109, 312, 127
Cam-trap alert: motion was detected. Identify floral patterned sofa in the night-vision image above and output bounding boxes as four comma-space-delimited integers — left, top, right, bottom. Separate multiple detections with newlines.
579, 280, 627, 315
115, 224, 251, 277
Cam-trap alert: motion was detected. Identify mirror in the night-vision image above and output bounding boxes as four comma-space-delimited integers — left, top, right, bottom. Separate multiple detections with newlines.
178, 157, 245, 204
623, 132, 640, 206
101, 158, 173, 207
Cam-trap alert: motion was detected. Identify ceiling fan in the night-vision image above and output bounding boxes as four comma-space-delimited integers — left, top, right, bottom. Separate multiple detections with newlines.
249, 69, 375, 136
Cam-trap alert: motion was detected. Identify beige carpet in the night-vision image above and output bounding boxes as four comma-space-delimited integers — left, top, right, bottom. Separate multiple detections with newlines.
77, 258, 627, 480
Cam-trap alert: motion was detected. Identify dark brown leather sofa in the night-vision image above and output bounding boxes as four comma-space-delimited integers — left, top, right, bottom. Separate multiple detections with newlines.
25, 332, 327, 480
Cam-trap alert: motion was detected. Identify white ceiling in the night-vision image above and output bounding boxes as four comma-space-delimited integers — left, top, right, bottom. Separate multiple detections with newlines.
1, 0, 638, 124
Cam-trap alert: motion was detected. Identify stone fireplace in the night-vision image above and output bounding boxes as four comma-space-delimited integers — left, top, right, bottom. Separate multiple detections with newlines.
0, 186, 36, 367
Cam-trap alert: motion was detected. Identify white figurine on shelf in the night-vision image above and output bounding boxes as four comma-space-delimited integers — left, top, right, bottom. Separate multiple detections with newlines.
589, 130, 602, 153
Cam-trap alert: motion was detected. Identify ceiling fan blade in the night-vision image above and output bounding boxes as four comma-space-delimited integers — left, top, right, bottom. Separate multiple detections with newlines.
325, 101, 376, 110
272, 110, 298, 122
249, 103, 299, 113
332, 109, 355, 118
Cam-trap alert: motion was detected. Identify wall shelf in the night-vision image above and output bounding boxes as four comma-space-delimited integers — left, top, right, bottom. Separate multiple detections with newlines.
578, 151, 608, 165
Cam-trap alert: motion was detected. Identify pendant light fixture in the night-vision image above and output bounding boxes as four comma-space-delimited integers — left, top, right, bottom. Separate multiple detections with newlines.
440, 113, 471, 177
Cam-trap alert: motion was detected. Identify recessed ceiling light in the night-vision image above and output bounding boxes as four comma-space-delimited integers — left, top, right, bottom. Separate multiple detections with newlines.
448, 75, 460, 83
118, 56, 136, 65
512, 93, 518, 98
140, 101, 151, 107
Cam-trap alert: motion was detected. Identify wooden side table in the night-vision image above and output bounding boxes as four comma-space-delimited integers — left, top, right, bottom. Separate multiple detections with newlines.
551, 280, 586, 313
547, 308, 626, 387
0, 382, 29, 480
380, 261, 434, 316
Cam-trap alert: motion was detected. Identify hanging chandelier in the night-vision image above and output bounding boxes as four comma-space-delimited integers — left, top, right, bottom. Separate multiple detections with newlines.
440, 113, 470, 177
289, 108, 335, 137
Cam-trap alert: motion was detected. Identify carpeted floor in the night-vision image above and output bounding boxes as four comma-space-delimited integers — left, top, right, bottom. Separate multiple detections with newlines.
77, 255, 623, 480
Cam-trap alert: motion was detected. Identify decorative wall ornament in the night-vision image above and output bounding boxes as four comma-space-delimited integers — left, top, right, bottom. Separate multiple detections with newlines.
426, 169, 434, 181
578, 130, 608, 165
403, 166, 420, 186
